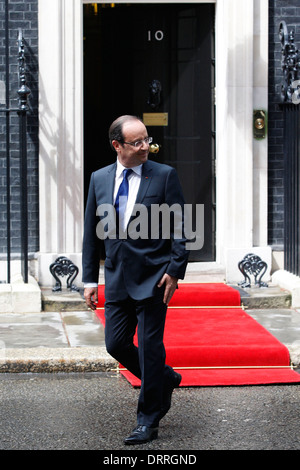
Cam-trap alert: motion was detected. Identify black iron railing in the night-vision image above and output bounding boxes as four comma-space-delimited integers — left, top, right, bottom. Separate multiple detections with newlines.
279, 21, 300, 276
282, 104, 300, 276
0, 0, 30, 283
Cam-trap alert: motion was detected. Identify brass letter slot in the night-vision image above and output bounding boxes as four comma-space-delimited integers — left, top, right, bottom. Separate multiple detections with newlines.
143, 112, 168, 126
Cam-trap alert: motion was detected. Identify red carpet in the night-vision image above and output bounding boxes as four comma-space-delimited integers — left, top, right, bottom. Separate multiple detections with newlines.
96, 283, 300, 387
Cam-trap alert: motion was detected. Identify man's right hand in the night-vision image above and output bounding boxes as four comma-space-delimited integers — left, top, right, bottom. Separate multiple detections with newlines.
84, 287, 98, 310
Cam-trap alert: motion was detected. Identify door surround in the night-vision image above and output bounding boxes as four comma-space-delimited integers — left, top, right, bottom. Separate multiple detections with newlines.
38, 0, 269, 286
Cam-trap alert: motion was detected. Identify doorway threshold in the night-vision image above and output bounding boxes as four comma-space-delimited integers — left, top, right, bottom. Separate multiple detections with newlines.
182, 262, 226, 283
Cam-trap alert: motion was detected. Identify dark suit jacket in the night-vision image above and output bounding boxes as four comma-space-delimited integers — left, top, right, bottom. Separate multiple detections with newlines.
82, 159, 189, 301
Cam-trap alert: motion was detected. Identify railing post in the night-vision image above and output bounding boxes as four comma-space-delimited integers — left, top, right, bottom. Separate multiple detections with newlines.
17, 29, 31, 283
4, 0, 10, 284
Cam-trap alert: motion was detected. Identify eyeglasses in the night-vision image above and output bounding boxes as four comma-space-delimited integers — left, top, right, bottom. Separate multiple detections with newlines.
122, 137, 153, 148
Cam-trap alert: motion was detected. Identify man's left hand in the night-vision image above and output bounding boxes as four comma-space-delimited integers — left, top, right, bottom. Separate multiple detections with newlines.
157, 273, 178, 305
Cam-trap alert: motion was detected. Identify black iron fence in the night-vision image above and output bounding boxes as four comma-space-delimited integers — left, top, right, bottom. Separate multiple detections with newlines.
283, 104, 300, 275
279, 21, 300, 276
0, 0, 30, 283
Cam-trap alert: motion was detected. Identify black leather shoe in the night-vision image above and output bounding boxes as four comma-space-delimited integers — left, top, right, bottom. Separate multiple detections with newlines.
159, 372, 182, 420
124, 425, 158, 445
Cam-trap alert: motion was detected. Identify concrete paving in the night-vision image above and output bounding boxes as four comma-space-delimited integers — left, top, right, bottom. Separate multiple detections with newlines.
1, 372, 300, 450
0, 284, 299, 373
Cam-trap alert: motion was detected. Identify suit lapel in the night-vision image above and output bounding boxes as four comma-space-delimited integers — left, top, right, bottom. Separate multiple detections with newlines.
106, 163, 117, 204
104, 160, 153, 205
135, 161, 153, 204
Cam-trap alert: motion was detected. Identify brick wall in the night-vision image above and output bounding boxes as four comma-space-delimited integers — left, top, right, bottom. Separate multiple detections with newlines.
0, 0, 38, 256
268, 0, 300, 249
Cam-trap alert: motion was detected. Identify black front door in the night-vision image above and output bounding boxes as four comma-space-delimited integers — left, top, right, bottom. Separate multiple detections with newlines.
83, 3, 215, 261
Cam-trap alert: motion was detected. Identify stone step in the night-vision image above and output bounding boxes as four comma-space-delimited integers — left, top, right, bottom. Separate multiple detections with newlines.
41, 288, 88, 312
230, 285, 292, 309
41, 285, 292, 312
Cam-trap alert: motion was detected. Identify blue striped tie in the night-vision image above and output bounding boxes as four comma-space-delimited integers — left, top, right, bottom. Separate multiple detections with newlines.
115, 169, 133, 229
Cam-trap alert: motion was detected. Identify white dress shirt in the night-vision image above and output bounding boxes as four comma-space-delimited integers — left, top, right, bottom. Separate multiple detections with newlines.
84, 160, 143, 288
114, 159, 142, 230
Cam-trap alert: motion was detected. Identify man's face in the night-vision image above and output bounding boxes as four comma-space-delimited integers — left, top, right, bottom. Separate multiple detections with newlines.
112, 120, 150, 168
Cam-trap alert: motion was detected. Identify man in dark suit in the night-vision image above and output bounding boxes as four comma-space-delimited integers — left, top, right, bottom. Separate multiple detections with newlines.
82, 115, 189, 445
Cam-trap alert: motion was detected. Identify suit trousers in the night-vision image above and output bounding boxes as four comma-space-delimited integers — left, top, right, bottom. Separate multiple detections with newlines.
104, 287, 175, 427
